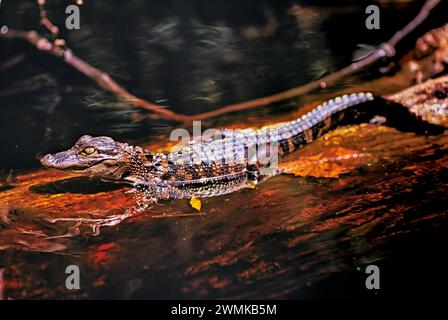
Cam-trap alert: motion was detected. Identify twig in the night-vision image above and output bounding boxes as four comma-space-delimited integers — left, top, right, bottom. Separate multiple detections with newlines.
0, 30, 190, 122
0, 0, 441, 122
37, 0, 59, 38
149, 212, 208, 218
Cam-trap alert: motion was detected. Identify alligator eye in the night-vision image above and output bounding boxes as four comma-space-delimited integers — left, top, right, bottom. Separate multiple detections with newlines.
82, 147, 96, 155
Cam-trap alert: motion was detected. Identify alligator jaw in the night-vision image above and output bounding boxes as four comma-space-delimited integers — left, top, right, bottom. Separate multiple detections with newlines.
40, 153, 86, 171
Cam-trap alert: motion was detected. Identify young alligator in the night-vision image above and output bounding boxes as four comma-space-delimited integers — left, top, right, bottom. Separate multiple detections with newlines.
41, 92, 445, 204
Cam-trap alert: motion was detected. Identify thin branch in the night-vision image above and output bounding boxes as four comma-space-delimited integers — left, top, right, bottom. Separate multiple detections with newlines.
0, 29, 190, 122
149, 212, 208, 218
0, 0, 441, 122
189, 0, 441, 121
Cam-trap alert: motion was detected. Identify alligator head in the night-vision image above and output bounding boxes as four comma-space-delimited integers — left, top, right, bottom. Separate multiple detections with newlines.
40, 135, 151, 184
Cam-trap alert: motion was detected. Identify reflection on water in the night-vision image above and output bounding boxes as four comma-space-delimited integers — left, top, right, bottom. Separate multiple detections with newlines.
0, 1, 447, 299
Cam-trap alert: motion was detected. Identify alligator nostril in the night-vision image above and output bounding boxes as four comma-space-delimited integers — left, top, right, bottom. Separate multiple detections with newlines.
40, 154, 53, 166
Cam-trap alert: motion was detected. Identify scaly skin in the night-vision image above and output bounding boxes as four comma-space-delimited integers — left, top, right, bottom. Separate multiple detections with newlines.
41, 92, 445, 203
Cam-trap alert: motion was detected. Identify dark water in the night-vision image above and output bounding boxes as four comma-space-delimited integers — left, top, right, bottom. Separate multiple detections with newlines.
2, 0, 444, 170
0, 0, 447, 299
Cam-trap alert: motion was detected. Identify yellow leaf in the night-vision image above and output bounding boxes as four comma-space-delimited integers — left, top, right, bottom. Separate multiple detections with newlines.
189, 196, 202, 211
246, 184, 256, 189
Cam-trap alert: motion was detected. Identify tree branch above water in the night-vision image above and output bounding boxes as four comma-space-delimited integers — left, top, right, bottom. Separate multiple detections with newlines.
0, 0, 442, 122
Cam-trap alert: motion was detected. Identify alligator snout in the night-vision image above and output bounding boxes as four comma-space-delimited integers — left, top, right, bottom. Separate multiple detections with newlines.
40, 153, 70, 169
40, 151, 87, 171
40, 154, 55, 168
